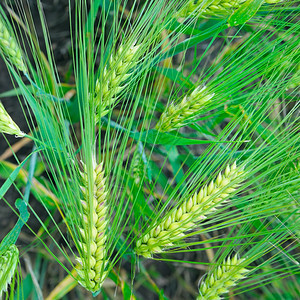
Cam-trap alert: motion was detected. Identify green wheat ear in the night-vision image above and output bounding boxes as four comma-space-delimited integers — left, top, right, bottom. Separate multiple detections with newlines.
0, 15, 26, 72
75, 162, 109, 292
0, 101, 25, 137
0, 245, 19, 295
197, 255, 249, 300
155, 85, 214, 132
264, 0, 283, 2
176, 0, 283, 19
176, 0, 247, 19
135, 162, 245, 258
93, 42, 141, 118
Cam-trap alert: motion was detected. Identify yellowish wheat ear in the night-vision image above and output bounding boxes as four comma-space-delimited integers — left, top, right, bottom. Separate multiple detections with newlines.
197, 255, 249, 300
155, 85, 214, 132
93, 42, 141, 118
135, 162, 245, 258
0, 245, 19, 295
75, 162, 109, 292
0, 15, 26, 72
0, 101, 25, 137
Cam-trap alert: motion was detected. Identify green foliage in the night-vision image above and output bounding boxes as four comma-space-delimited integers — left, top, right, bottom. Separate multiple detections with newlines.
0, 0, 299, 299
0, 6, 26, 72
135, 163, 245, 257
0, 102, 24, 137
197, 255, 248, 300
0, 245, 19, 296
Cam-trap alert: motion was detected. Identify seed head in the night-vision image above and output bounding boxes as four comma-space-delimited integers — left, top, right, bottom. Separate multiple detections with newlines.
0, 16, 26, 72
197, 255, 249, 300
75, 162, 109, 292
176, 0, 283, 20
0, 102, 24, 137
176, 0, 247, 19
93, 42, 141, 118
0, 245, 19, 295
265, 0, 283, 3
135, 162, 245, 257
156, 85, 214, 132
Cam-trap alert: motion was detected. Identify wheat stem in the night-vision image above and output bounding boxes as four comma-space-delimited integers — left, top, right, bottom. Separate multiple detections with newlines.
0, 244, 19, 295
155, 85, 214, 132
75, 162, 109, 292
0, 101, 25, 137
0, 15, 26, 72
197, 255, 249, 300
135, 162, 244, 258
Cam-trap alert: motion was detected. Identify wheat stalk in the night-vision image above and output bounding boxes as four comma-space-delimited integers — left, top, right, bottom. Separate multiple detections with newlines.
155, 85, 214, 132
197, 255, 249, 300
0, 15, 26, 72
0, 245, 19, 295
75, 162, 109, 292
0, 101, 25, 137
135, 162, 244, 258
93, 42, 140, 118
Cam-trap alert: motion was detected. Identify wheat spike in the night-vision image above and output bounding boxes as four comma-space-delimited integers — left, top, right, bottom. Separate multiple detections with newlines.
176, 0, 283, 19
0, 15, 26, 72
94, 42, 140, 118
197, 255, 248, 300
264, 0, 283, 3
135, 162, 244, 258
176, 0, 246, 19
0, 245, 19, 295
75, 162, 109, 292
132, 151, 146, 184
0, 101, 25, 137
155, 85, 214, 132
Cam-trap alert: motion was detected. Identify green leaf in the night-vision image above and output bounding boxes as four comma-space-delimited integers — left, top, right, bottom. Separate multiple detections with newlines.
132, 129, 224, 146
122, 169, 153, 223
0, 85, 35, 98
0, 199, 29, 253
166, 19, 202, 35
157, 21, 228, 64
0, 150, 41, 252
152, 66, 194, 89
229, 0, 265, 26
165, 145, 185, 186
0, 155, 33, 206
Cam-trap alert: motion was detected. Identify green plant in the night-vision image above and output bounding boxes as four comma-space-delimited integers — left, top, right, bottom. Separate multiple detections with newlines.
0, 12, 26, 72
155, 85, 215, 132
197, 255, 248, 300
0, 0, 299, 299
0, 101, 24, 137
75, 162, 109, 292
135, 162, 245, 257
0, 245, 19, 296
